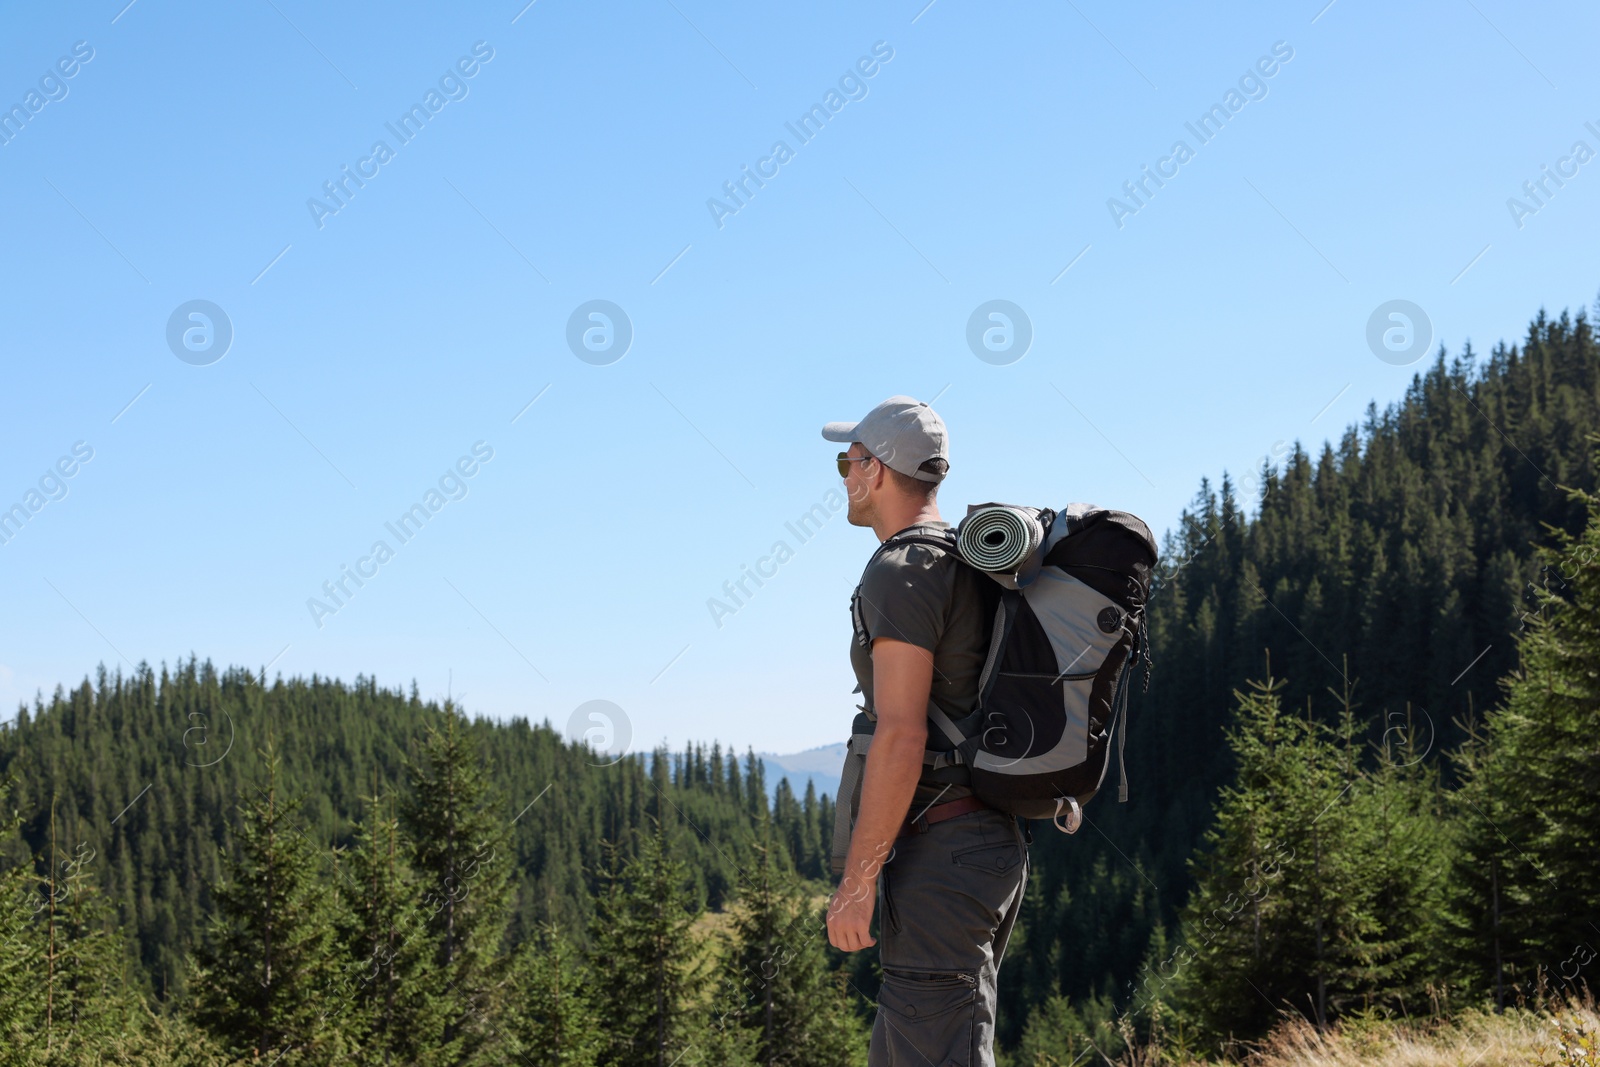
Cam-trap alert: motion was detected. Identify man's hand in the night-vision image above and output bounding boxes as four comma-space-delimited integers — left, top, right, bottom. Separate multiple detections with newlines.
826, 636, 932, 952
826, 874, 877, 952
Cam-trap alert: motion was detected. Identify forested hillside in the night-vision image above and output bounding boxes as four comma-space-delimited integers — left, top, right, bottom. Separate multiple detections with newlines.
0, 666, 835, 1006
0, 689, 857, 1065
1, 301, 1597, 1064
1006, 305, 1600, 1050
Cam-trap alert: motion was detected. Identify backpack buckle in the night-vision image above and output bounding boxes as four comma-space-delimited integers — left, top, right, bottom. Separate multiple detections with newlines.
1052, 796, 1082, 835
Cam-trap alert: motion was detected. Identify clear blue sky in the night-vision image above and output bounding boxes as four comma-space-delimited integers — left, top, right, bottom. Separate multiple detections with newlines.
3, 0, 1596, 756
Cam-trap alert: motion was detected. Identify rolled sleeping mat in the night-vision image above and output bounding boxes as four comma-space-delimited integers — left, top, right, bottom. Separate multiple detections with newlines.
957, 504, 1045, 573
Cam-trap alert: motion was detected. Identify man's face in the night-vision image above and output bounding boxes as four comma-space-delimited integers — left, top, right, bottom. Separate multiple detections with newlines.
842, 442, 879, 527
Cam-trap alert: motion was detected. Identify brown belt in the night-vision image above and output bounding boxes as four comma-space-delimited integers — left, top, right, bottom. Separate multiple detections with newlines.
898, 795, 991, 838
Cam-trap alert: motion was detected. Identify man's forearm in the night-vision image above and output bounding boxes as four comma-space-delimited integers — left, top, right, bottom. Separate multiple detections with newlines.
840, 724, 924, 891
825, 637, 934, 949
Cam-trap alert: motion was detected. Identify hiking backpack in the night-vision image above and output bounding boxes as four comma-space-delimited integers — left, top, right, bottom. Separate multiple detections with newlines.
830, 503, 1157, 872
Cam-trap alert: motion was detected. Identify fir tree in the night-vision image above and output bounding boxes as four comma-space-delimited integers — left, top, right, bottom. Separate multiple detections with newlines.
400, 703, 514, 1064
189, 743, 352, 1065
724, 825, 865, 1067
1444, 456, 1600, 1004
797, 781, 823, 880
506, 922, 604, 1067
1012, 988, 1116, 1067
590, 818, 705, 1067
743, 750, 765, 818
1350, 702, 1448, 1014
33, 796, 144, 1062
0, 781, 45, 1064
336, 781, 452, 1065
1441, 706, 1522, 1009
1172, 665, 1371, 1043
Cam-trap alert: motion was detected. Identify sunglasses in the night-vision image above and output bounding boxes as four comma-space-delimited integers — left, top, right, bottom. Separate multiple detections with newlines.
836, 451, 876, 478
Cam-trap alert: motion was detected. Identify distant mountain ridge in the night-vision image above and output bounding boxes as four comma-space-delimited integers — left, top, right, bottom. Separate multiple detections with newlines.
758, 742, 845, 802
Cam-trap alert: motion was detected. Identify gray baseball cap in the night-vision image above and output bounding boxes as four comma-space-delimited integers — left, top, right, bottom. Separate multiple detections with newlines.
821, 395, 949, 483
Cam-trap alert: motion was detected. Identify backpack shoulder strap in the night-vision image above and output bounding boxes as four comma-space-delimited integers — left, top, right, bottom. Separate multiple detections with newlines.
868, 527, 960, 564
855, 527, 973, 750
852, 527, 962, 643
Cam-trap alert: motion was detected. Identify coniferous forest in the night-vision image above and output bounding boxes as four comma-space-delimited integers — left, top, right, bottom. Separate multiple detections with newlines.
3, 301, 1599, 1064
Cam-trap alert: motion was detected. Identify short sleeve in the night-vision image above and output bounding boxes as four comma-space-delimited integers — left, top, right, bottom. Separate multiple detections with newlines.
856, 543, 949, 653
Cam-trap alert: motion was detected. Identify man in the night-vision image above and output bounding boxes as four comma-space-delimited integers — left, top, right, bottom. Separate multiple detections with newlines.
821, 395, 1028, 1067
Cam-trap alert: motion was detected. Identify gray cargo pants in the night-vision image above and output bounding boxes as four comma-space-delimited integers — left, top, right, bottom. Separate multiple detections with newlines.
870, 807, 1029, 1067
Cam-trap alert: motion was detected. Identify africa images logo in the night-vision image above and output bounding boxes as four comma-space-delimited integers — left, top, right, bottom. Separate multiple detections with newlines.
306, 42, 495, 230
0, 40, 94, 148
966, 300, 1033, 365
1106, 41, 1294, 229
566, 300, 633, 365
165, 300, 233, 365
706, 41, 895, 229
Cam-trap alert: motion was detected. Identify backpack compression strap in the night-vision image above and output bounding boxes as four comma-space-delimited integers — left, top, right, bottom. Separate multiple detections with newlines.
829, 731, 875, 877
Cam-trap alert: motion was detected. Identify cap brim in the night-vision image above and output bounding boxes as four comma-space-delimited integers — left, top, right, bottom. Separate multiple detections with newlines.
820, 421, 858, 442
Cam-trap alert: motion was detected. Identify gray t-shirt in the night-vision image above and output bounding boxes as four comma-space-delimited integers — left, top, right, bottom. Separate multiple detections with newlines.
848, 521, 993, 807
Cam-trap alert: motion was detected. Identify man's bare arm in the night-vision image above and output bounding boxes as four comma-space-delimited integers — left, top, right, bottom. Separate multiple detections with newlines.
826, 636, 932, 952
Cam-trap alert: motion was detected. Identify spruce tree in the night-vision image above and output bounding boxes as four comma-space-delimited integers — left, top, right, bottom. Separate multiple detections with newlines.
336, 782, 452, 1065
0, 782, 44, 1064
1441, 709, 1524, 1009
682, 1005, 760, 1067
32, 845, 233, 1065
400, 704, 514, 1064
798, 781, 823, 880
1444, 460, 1600, 1004
91, 1009, 249, 1065
1171, 666, 1371, 1043
1012, 990, 1104, 1067
506, 922, 604, 1067
724, 826, 865, 1067
1350, 703, 1448, 1013
34, 797, 145, 1062
189, 743, 352, 1065
590, 818, 705, 1067
743, 751, 765, 817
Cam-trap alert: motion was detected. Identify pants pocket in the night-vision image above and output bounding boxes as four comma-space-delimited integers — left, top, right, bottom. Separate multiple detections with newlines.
951, 839, 1024, 878
874, 969, 977, 1066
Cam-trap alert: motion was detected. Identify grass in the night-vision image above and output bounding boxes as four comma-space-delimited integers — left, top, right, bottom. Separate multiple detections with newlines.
1087, 995, 1600, 1066
1236, 1005, 1593, 1066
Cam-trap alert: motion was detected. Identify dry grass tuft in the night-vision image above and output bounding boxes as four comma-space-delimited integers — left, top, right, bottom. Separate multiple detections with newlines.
1240, 1008, 1550, 1066
1099, 995, 1600, 1066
